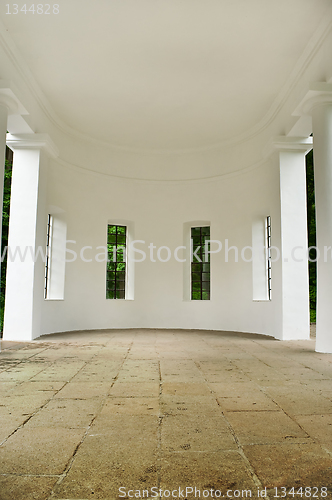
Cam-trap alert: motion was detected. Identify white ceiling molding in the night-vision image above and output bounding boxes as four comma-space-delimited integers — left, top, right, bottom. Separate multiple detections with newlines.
0, 2, 331, 154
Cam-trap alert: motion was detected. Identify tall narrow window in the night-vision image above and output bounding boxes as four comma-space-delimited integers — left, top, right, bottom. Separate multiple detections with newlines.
252, 217, 271, 301
266, 216, 272, 300
191, 226, 210, 300
106, 225, 126, 299
44, 213, 66, 300
44, 214, 53, 299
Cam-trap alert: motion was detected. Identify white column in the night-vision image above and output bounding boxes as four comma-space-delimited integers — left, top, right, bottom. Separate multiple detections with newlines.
311, 102, 332, 352
294, 83, 332, 352
0, 96, 17, 303
3, 134, 58, 341
266, 137, 312, 340
0, 85, 34, 324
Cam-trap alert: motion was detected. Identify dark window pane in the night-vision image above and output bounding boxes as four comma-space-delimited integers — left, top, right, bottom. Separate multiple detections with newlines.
116, 250, 126, 262
193, 249, 202, 262
44, 214, 53, 299
117, 236, 126, 245
116, 281, 125, 290
266, 216, 272, 300
192, 248, 202, 257
107, 271, 115, 281
107, 246, 115, 259
191, 227, 200, 237
191, 226, 210, 301
107, 281, 115, 291
107, 224, 127, 299
107, 262, 116, 271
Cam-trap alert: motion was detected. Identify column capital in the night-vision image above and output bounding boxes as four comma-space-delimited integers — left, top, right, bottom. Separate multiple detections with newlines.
263, 136, 313, 159
0, 81, 28, 115
6, 133, 59, 158
293, 82, 332, 117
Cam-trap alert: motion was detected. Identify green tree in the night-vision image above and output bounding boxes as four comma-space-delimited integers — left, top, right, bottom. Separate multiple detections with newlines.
306, 149, 316, 323
1, 150, 13, 332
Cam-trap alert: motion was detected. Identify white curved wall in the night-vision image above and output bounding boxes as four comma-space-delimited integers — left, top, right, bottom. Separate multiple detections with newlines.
39, 153, 283, 338
2, 12, 329, 340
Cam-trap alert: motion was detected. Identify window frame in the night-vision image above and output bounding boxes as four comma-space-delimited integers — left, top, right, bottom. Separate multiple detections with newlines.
44, 214, 53, 299
191, 225, 211, 301
266, 216, 272, 300
106, 224, 127, 300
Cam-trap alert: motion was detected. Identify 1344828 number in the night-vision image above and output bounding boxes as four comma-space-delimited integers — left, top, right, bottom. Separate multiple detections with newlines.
6, 4, 59, 14
274, 487, 328, 498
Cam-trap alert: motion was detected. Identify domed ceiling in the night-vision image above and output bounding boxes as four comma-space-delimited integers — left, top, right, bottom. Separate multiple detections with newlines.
1, 0, 331, 151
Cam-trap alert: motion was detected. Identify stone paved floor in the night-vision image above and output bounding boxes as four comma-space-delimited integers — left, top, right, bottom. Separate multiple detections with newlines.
0, 329, 332, 500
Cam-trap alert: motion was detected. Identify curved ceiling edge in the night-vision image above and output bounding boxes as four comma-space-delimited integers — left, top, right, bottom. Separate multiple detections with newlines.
0, 11, 330, 156
53, 155, 268, 184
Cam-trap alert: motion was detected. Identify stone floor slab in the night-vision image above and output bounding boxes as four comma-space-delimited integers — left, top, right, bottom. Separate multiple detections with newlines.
208, 381, 259, 397
1, 329, 332, 500
244, 443, 332, 489
52, 433, 158, 499
109, 381, 160, 397
0, 475, 59, 500
1, 393, 55, 416
0, 418, 27, 443
263, 386, 332, 415
160, 395, 221, 416
11, 380, 66, 395
30, 361, 86, 382
225, 411, 310, 445
54, 381, 111, 399
293, 414, 332, 451
0, 427, 86, 474
89, 414, 159, 440
161, 414, 236, 452
161, 382, 212, 396
160, 451, 257, 493
217, 392, 279, 411
24, 398, 100, 428
99, 397, 159, 416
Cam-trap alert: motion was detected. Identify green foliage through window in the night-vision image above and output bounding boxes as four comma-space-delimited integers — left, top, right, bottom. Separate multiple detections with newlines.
306, 149, 316, 323
1, 147, 13, 333
191, 226, 210, 300
106, 225, 126, 299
